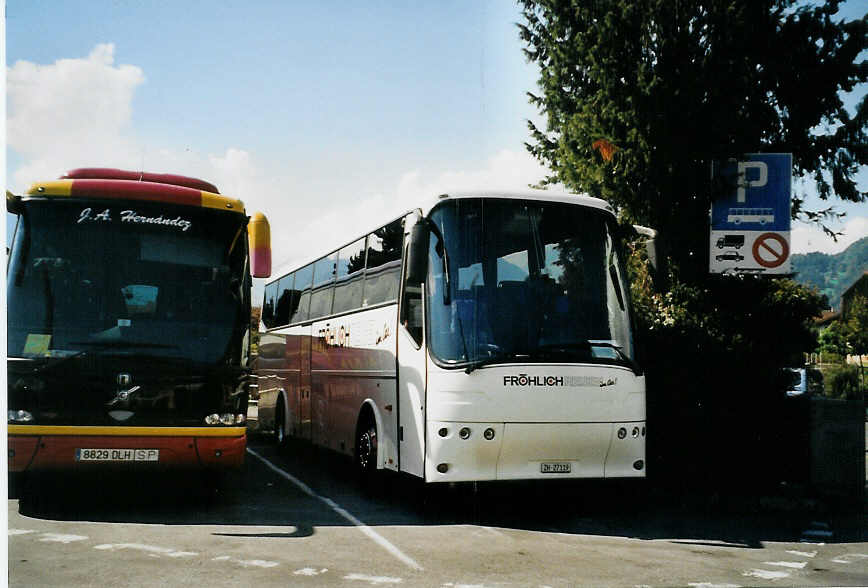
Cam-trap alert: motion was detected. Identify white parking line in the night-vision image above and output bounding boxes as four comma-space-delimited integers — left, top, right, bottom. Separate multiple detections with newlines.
786, 550, 817, 558
38, 533, 88, 544
764, 561, 807, 569
246, 447, 424, 571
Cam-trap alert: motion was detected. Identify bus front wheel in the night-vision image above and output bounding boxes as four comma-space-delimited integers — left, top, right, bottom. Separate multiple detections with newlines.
355, 417, 378, 478
274, 399, 288, 448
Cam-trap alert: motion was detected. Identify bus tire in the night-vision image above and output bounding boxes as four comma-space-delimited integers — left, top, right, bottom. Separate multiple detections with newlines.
355, 415, 378, 481
274, 399, 288, 449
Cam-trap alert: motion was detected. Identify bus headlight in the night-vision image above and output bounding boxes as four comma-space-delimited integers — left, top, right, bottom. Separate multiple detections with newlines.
205, 413, 221, 425
483, 428, 495, 440
617, 427, 627, 439
220, 413, 235, 425
632, 427, 640, 438
235, 414, 246, 425
459, 427, 471, 440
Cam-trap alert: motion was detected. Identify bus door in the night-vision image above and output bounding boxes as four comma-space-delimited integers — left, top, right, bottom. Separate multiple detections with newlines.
397, 213, 427, 478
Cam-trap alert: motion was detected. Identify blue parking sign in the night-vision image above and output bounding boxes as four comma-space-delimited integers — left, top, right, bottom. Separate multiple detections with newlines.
711, 154, 791, 232
710, 154, 792, 275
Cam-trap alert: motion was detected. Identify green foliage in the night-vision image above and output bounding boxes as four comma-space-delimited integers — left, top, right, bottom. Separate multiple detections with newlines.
629, 248, 825, 371
823, 363, 861, 399
519, 0, 868, 279
819, 319, 851, 356
791, 237, 868, 309
819, 293, 868, 358
843, 293, 868, 357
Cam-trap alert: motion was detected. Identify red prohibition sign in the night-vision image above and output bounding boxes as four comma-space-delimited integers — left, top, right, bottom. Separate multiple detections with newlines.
752, 232, 789, 268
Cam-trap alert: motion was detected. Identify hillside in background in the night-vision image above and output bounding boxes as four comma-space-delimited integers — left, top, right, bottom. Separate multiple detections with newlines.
791, 236, 868, 310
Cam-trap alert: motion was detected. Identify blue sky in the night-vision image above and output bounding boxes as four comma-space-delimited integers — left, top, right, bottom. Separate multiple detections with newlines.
5, 0, 867, 273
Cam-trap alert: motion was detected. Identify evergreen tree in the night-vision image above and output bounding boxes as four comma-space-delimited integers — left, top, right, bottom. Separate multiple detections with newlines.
519, 0, 867, 280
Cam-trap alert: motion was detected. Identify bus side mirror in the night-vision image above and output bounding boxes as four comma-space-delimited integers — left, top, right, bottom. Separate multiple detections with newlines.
632, 225, 668, 291
249, 212, 271, 278
7, 191, 22, 214
405, 221, 429, 285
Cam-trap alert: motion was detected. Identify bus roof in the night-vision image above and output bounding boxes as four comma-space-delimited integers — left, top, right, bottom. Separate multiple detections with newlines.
422, 190, 616, 217
25, 175, 244, 214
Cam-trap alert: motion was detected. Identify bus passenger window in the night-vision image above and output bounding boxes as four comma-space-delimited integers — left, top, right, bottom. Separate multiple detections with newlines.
309, 253, 337, 320
333, 237, 366, 314
274, 273, 295, 326
363, 219, 402, 306
262, 281, 279, 328
290, 264, 314, 324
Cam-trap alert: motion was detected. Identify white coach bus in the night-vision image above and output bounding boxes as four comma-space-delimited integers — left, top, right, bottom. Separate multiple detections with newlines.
255, 191, 646, 483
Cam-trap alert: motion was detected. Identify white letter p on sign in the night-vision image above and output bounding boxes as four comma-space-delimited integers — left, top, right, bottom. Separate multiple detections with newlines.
737, 161, 768, 202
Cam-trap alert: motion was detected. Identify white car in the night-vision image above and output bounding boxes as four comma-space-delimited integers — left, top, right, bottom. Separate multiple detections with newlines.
785, 367, 823, 396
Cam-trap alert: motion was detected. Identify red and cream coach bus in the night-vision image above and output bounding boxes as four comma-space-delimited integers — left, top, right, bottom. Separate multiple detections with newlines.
255, 190, 646, 483
7, 168, 271, 474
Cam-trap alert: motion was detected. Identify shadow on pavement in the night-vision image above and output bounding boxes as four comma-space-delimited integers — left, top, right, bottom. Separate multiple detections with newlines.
10, 434, 865, 546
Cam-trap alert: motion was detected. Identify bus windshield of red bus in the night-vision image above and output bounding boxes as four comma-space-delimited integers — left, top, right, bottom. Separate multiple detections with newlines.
426, 198, 637, 372
7, 200, 249, 365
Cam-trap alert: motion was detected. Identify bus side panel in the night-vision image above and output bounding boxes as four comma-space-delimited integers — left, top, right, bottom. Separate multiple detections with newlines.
311, 306, 399, 470
327, 376, 358, 455
284, 331, 303, 437
311, 345, 328, 448
255, 330, 287, 432
288, 326, 311, 441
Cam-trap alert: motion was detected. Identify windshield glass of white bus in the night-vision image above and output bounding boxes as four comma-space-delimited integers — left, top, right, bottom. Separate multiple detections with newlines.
7, 200, 248, 365
426, 198, 635, 370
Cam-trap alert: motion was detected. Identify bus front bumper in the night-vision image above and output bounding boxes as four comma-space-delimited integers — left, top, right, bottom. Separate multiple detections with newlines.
8, 425, 246, 472
424, 421, 646, 482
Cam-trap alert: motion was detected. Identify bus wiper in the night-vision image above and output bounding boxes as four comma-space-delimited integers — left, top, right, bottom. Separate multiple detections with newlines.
31, 348, 93, 374
30, 341, 174, 374
464, 352, 529, 374
71, 341, 179, 349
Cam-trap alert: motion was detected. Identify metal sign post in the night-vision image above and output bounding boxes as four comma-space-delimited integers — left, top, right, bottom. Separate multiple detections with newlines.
710, 153, 792, 275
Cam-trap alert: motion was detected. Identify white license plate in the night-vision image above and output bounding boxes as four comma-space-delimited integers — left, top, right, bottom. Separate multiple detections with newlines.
75, 449, 159, 462
540, 462, 571, 474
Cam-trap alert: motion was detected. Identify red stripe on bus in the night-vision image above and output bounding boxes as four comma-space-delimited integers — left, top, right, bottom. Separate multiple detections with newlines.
63, 168, 220, 193
68, 179, 204, 207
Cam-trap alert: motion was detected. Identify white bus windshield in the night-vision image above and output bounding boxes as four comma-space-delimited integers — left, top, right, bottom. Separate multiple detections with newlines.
7, 200, 248, 365
426, 198, 636, 370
